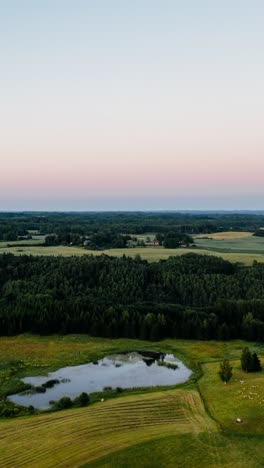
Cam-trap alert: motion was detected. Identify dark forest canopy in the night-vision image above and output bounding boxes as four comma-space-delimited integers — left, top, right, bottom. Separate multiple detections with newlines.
1, 211, 264, 242
0, 252, 263, 342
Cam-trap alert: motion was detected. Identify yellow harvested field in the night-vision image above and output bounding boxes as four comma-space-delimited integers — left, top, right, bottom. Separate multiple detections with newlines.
194, 231, 253, 240
0, 389, 216, 467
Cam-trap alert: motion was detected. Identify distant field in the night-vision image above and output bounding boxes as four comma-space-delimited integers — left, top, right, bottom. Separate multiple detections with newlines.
1, 244, 264, 266
0, 231, 264, 266
0, 235, 44, 249
194, 231, 253, 240
194, 233, 264, 255
0, 335, 263, 467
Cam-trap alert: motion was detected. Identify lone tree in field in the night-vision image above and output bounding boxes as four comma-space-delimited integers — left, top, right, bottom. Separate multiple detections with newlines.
241, 347, 252, 372
241, 347, 262, 372
218, 359, 233, 383
252, 352, 262, 372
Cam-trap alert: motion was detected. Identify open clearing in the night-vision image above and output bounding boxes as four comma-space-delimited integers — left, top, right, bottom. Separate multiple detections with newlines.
0, 335, 263, 467
194, 231, 253, 240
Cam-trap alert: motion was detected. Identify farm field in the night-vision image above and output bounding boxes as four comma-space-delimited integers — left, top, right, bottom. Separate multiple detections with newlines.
0, 235, 44, 249
1, 243, 264, 266
194, 231, 253, 240
194, 233, 264, 255
0, 231, 264, 265
0, 389, 216, 467
0, 335, 263, 467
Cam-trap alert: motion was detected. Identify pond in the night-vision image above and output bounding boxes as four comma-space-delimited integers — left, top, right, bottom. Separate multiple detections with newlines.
8, 351, 192, 410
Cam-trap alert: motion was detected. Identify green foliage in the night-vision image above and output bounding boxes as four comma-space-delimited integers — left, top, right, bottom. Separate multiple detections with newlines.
2, 211, 264, 240
241, 347, 262, 372
52, 393, 90, 410
218, 359, 233, 383
73, 392, 90, 407
0, 252, 264, 341
53, 396, 73, 410
163, 232, 193, 249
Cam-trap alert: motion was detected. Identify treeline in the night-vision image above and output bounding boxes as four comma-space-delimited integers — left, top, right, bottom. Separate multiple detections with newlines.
156, 232, 193, 248
44, 231, 193, 250
1, 212, 264, 240
0, 253, 264, 341
44, 232, 133, 249
254, 229, 264, 237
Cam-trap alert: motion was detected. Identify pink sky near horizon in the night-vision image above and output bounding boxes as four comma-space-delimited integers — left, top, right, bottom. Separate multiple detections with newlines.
1, 1, 264, 210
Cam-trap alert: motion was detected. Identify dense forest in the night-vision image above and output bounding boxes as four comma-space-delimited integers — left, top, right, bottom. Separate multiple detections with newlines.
1, 211, 264, 241
0, 252, 263, 341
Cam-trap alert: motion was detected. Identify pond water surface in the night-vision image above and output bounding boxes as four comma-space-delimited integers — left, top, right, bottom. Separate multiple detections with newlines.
8, 352, 192, 409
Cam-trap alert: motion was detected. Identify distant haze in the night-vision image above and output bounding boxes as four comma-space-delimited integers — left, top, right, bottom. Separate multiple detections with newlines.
1, 1, 264, 210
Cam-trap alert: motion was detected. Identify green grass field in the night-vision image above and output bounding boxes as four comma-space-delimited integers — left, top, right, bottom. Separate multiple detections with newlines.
1, 232, 264, 265
1, 244, 264, 265
0, 235, 44, 249
0, 388, 216, 467
0, 335, 263, 467
194, 234, 264, 255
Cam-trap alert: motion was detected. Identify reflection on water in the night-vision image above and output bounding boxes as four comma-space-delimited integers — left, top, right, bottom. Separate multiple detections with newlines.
8, 351, 192, 410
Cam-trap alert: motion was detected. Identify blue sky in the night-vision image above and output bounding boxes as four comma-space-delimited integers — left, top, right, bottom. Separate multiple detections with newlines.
1, 1, 264, 210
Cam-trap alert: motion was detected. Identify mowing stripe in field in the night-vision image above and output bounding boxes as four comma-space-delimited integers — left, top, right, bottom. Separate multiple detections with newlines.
0, 389, 216, 467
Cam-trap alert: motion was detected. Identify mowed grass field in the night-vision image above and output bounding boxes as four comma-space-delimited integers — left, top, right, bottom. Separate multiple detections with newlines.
0, 231, 264, 265
0, 389, 215, 467
0, 335, 263, 467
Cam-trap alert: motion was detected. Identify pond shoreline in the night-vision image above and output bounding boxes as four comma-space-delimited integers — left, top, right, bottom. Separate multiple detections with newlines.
8, 351, 192, 411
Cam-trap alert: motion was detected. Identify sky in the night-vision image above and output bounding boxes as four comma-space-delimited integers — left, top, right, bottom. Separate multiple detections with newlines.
1, 0, 264, 211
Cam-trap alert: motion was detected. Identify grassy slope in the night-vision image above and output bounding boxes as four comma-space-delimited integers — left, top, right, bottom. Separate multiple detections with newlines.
0, 388, 216, 467
199, 360, 264, 434
86, 433, 264, 468
0, 335, 263, 467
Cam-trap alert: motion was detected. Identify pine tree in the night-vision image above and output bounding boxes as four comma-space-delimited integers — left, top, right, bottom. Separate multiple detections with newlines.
252, 352, 262, 372
240, 348, 262, 372
240, 347, 252, 372
218, 359, 233, 383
